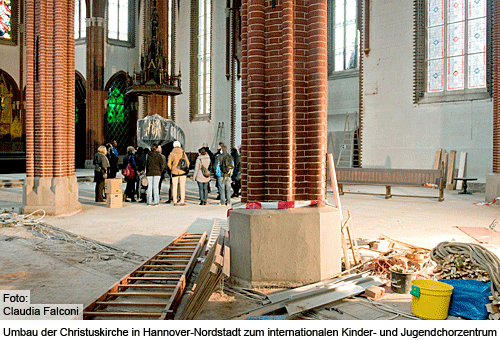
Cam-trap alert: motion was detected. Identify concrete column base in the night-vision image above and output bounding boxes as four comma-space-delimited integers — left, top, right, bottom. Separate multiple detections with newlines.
23, 176, 82, 216
485, 174, 500, 203
228, 206, 342, 288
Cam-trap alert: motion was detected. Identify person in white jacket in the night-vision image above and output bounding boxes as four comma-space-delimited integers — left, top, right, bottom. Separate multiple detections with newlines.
193, 147, 211, 205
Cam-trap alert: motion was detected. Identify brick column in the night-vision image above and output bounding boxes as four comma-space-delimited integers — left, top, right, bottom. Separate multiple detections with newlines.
493, 0, 500, 173
23, 0, 81, 215
86, 1, 106, 160
241, 0, 328, 203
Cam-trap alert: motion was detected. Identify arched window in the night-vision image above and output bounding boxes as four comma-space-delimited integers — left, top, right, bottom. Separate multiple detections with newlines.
75, 0, 86, 40
75, 74, 86, 167
0, 70, 22, 153
108, 0, 135, 45
106, 74, 136, 154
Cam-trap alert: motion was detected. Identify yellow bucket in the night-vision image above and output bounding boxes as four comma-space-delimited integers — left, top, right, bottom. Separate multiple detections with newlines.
410, 280, 453, 320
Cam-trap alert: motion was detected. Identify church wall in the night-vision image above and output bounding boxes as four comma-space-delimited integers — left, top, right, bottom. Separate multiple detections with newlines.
362, 0, 493, 183
0, 44, 20, 86
75, 44, 86, 79
175, 1, 236, 153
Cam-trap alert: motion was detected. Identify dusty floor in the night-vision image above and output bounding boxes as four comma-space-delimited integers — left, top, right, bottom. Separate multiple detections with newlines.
0, 174, 499, 320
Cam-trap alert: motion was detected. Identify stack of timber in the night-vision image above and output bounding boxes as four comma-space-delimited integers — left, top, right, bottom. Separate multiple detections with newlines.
180, 233, 230, 319
83, 232, 206, 320
433, 254, 490, 281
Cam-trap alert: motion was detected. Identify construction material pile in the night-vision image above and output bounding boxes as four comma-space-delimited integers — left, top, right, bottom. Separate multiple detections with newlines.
433, 254, 490, 281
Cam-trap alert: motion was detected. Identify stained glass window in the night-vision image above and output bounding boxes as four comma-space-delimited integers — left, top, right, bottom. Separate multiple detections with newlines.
75, 0, 86, 40
108, 0, 130, 42
426, 0, 487, 92
106, 75, 134, 154
0, 0, 12, 40
198, 0, 211, 115
332, 0, 359, 72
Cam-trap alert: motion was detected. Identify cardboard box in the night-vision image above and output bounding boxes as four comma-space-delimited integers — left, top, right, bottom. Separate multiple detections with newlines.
105, 178, 122, 194
106, 193, 123, 208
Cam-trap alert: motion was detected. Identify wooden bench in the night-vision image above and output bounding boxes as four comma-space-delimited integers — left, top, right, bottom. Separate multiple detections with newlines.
335, 168, 444, 201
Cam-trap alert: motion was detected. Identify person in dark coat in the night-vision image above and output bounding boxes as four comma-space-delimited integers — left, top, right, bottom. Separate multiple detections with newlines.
145, 144, 165, 206
106, 142, 119, 178
122, 146, 137, 202
231, 147, 241, 197
93, 145, 110, 202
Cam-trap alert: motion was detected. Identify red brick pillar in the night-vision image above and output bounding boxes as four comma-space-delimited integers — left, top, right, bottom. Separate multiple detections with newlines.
86, 1, 106, 159
23, 0, 81, 215
493, 1, 500, 173
241, 0, 328, 203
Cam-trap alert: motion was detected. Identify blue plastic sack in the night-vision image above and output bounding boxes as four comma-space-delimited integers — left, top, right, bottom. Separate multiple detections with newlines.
440, 279, 490, 320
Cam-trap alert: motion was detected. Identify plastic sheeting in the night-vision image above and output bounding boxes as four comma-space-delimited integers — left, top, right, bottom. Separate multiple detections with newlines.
440, 279, 491, 320
136, 114, 185, 148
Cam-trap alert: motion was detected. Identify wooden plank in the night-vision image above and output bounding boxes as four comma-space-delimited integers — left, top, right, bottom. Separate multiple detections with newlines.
223, 245, 230, 277
95, 301, 167, 306
107, 292, 172, 297
456, 152, 467, 190
442, 151, 448, 181
128, 276, 181, 280
433, 149, 442, 170
135, 271, 184, 275
142, 265, 186, 269
327, 153, 343, 219
84, 311, 162, 317
118, 284, 177, 289
446, 150, 457, 190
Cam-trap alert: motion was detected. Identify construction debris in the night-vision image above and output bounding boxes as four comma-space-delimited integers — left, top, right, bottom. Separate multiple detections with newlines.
180, 233, 229, 320
433, 254, 490, 281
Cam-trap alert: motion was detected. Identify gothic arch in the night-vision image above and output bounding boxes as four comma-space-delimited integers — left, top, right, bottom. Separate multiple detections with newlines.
105, 71, 137, 154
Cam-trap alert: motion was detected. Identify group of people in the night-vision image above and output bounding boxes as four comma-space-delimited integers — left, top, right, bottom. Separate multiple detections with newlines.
192, 142, 241, 206
93, 140, 242, 206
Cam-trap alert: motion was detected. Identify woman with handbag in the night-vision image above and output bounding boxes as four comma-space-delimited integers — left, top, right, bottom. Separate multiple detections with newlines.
167, 141, 190, 206
93, 145, 109, 202
193, 148, 211, 205
122, 146, 137, 202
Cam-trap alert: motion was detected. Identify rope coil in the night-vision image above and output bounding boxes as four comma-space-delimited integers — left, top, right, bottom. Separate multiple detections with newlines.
431, 241, 500, 299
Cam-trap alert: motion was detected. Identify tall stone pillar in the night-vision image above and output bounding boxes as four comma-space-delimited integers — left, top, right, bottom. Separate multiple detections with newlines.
487, 1, 500, 200
86, 1, 106, 160
231, 0, 340, 287
23, 0, 82, 215
241, 0, 328, 203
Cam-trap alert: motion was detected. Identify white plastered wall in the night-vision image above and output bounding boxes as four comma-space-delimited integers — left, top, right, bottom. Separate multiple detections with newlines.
361, 0, 493, 182
175, 0, 239, 153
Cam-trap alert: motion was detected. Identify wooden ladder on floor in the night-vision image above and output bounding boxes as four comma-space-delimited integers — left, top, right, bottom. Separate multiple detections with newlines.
83, 232, 207, 320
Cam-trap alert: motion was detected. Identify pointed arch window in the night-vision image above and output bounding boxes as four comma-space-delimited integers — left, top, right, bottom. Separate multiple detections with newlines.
75, 0, 86, 41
